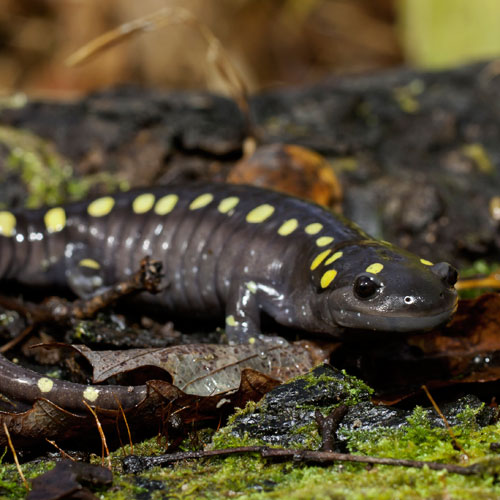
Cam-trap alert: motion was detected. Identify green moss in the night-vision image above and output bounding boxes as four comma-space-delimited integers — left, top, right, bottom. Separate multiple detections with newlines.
0, 125, 125, 208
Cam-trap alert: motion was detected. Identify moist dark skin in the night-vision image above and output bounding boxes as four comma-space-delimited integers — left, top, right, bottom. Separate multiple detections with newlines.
0, 183, 458, 409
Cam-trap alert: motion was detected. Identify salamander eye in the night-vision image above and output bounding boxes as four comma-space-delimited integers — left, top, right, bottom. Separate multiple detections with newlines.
354, 275, 380, 300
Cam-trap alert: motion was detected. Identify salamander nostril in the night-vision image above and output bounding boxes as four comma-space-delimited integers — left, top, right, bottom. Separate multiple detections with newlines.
431, 262, 458, 288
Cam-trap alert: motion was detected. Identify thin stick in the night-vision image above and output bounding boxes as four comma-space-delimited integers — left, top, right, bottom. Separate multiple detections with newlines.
3, 423, 29, 490
83, 401, 112, 469
456, 271, 500, 290
123, 445, 479, 476
65, 7, 249, 119
45, 439, 75, 461
116, 396, 133, 455
421, 385, 468, 459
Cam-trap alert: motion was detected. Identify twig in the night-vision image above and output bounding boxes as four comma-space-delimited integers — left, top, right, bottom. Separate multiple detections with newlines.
421, 385, 468, 459
122, 445, 479, 476
0, 324, 35, 354
83, 401, 111, 470
3, 423, 29, 490
315, 405, 348, 452
65, 7, 249, 119
45, 439, 75, 461
115, 395, 133, 456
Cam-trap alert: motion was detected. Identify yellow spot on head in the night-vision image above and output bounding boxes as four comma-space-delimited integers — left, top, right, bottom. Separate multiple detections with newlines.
246, 281, 258, 294
311, 249, 332, 270
44, 207, 66, 233
37, 377, 54, 393
321, 269, 337, 288
218, 196, 240, 214
366, 262, 384, 274
305, 223, 323, 235
246, 204, 275, 223
316, 236, 334, 247
190, 193, 214, 210
0, 211, 16, 237
278, 218, 298, 236
226, 315, 237, 327
132, 193, 155, 214
325, 251, 343, 265
420, 259, 433, 266
83, 386, 100, 402
155, 194, 178, 215
88, 196, 115, 217
249, 337, 256, 345
79, 258, 100, 270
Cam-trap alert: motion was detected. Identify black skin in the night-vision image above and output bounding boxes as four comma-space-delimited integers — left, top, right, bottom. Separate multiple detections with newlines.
0, 183, 458, 409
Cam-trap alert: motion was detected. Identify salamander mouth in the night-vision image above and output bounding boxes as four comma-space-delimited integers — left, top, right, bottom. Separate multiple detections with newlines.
332, 304, 458, 332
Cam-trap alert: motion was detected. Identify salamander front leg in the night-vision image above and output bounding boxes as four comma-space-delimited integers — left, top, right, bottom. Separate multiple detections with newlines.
224, 280, 288, 346
224, 281, 262, 345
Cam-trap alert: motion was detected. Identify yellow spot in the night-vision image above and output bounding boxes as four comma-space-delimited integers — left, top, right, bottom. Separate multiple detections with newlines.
249, 337, 256, 345
366, 263, 384, 274
246, 281, 258, 294
278, 218, 298, 236
0, 211, 16, 237
132, 193, 155, 214
37, 377, 54, 393
316, 236, 334, 247
79, 258, 100, 269
325, 251, 343, 265
321, 269, 338, 288
310, 249, 332, 270
88, 196, 115, 217
83, 386, 100, 402
420, 259, 433, 266
226, 315, 237, 327
189, 193, 214, 210
218, 196, 240, 214
155, 194, 178, 215
246, 204, 275, 223
44, 207, 66, 233
305, 223, 323, 235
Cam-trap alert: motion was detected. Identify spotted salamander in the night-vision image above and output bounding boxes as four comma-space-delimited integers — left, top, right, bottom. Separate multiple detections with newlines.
0, 183, 458, 410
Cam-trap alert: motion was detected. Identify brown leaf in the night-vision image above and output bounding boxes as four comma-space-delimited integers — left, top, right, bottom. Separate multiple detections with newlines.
63, 342, 324, 395
228, 143, 342, 208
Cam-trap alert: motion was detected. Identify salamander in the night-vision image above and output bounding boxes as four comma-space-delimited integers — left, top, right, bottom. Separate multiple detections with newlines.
0, 183, 458, 411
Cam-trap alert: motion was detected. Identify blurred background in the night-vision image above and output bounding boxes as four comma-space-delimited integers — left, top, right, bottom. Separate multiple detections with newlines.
2, 0, 500, 97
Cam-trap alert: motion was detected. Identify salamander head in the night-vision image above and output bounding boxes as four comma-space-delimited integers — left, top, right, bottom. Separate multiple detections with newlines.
318, 244, 458, 332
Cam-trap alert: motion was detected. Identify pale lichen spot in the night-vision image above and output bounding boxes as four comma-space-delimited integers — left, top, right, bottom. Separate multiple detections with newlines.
132, 193, 155, 214
310, 249, 332, 270
44, 207, 66, 233
37, 377, 54, 393
321, 269, 337, 288
246, 204, 275, 223
155, 194, 178, 215
366, 262, 384, 274
246, 281, 258, 294
305, 223, 323, 235
278, 218, 298, 236
218, 196, 240, 214
420, 258, 433, 266
325, 251, 343, 265
79, 258, 100, 269
226, 315, 237, 327
83, 386, 100, 402
189, 193, 214, 210
316, 236, 334, 247
88, 196, 115, 217
0, 211, 16, 237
